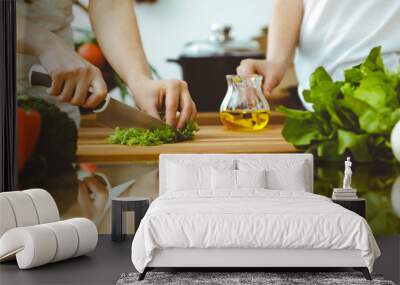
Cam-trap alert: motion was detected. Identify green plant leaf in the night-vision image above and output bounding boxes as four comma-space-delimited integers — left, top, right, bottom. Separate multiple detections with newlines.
360, 46, 384, 74
277, 106, 313, 120
344, 67, 363, 85
281, 118, 325, 146
310, 140, 343, 161
339, 84, 373, 117
359, 108, 400, 134
353, 71, 395, 109
278, 46, 400, 162
337, 129, 372, 161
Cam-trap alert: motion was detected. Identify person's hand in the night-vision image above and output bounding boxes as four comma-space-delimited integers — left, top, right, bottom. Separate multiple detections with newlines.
236, 59, 287, 96
37, 34, 107, 109
77, 176, 108, 219
130, 79, 197, 129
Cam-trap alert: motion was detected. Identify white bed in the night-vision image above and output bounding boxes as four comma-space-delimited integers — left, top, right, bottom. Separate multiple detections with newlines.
131, 154, 380, 280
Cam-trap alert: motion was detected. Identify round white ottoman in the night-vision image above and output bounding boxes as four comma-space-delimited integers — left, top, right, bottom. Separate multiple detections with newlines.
0, 189, 98, 269
0, 218, 98, 269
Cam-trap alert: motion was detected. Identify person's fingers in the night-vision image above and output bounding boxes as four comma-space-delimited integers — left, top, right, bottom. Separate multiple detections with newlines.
84, 177, 108, 210
246, 89, 257, 108
77, 181, 91, 218
164, 80, 180, 127
263, 72, 281, 95
57, 79, 76, 103
176, 82, 192, 129
84, 177, 108, 196
190, 101, 197, 121
47, 72, 65, 96
83, 69, 107, 108
145, 106, 162, 120
71, 70, 92, 106
237, 59, 257, 76
78, 180, 89, 197
263, 80, 274, 95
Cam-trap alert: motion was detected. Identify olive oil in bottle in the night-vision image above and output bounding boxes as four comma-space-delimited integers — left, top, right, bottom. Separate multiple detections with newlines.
220, 110, 269, 131
220, 75, 270, 131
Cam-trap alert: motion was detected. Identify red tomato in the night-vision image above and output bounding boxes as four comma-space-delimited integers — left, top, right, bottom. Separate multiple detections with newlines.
24, 110, 42, 159
17, 108, 42, 173
17, 108, 27, 172
80, 163, 97, 173
78, 43, 107, 69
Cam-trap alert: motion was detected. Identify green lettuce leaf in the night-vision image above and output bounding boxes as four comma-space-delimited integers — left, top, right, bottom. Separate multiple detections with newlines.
360, 46, 384, 74
278, 46, 400, 162
337, 130, 372, 161
354, 71, 397, 109
359, 108, 400, 134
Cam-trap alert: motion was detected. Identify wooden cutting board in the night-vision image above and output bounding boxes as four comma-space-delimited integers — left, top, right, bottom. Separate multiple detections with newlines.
77, 112, 297, 162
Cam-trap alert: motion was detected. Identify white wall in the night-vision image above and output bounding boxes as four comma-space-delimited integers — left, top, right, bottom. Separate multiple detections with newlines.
72, 0, 273, 80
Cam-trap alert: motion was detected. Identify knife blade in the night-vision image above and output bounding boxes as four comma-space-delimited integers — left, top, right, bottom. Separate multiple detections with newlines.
29, 65, 168, 130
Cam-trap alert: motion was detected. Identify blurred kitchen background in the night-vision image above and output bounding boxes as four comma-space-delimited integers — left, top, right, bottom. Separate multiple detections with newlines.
72, 0, 299, 111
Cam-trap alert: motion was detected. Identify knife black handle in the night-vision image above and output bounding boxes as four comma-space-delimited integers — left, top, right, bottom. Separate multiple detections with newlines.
29, 68, 107, 115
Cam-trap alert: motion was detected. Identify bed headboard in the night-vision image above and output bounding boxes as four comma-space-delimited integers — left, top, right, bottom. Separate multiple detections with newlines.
159, 153, 314, 195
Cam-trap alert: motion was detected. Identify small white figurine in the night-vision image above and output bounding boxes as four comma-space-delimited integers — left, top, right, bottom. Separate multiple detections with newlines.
343, 157, 352, 190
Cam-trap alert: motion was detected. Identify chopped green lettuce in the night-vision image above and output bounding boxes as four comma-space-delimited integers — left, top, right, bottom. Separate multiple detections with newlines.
108, 121, 199, 146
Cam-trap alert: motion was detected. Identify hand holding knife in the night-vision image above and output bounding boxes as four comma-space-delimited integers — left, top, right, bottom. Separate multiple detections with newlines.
29, 65, 170, 130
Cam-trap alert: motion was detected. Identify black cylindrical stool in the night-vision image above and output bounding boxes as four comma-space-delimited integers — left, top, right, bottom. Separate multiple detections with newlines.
112, 197, 150, 242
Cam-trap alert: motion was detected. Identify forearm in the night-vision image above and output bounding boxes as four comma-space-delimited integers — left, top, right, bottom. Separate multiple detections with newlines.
267, 0, 303, 67
89, 0, 152, 94
16, 15, 55, 57
89, 0, 196, 126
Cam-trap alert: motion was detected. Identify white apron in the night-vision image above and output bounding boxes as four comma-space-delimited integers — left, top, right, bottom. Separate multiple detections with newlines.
17, 0, 80, 127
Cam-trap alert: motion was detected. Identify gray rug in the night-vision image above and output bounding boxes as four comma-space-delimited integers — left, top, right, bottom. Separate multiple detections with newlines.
116, 272, 396, 285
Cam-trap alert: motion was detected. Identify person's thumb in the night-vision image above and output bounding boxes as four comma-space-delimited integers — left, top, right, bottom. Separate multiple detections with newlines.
263, 69, 283, 96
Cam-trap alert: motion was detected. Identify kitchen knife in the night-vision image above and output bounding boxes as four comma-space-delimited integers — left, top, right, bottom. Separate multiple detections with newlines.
28, 65, 168, 130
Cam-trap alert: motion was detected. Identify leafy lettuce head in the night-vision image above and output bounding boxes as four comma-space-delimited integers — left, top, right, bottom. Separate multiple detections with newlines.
278, 46, 400, 163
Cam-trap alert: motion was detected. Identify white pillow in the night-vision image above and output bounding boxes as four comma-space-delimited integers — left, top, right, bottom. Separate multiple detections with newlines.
211, 169, 236, 190
237, 169, 267, 189
238, 159, 308, 191
211, 169, 267, 190
167, 160, 235, 191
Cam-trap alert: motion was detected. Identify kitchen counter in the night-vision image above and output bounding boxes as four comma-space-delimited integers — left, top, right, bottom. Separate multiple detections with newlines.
77, 112, 297, 162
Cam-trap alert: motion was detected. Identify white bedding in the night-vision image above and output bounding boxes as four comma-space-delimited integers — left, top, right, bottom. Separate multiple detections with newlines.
131, 190, 380, 273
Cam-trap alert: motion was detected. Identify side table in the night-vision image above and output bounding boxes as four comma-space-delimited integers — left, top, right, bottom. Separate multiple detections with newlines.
332, 198, 366, 218
112, 197, 150, 242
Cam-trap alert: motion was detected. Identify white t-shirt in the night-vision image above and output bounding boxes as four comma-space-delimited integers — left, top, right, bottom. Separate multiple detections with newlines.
295, 0, 400, 110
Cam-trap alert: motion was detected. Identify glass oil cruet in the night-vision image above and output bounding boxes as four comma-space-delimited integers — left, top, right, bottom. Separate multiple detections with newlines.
220, 75, 270, 131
